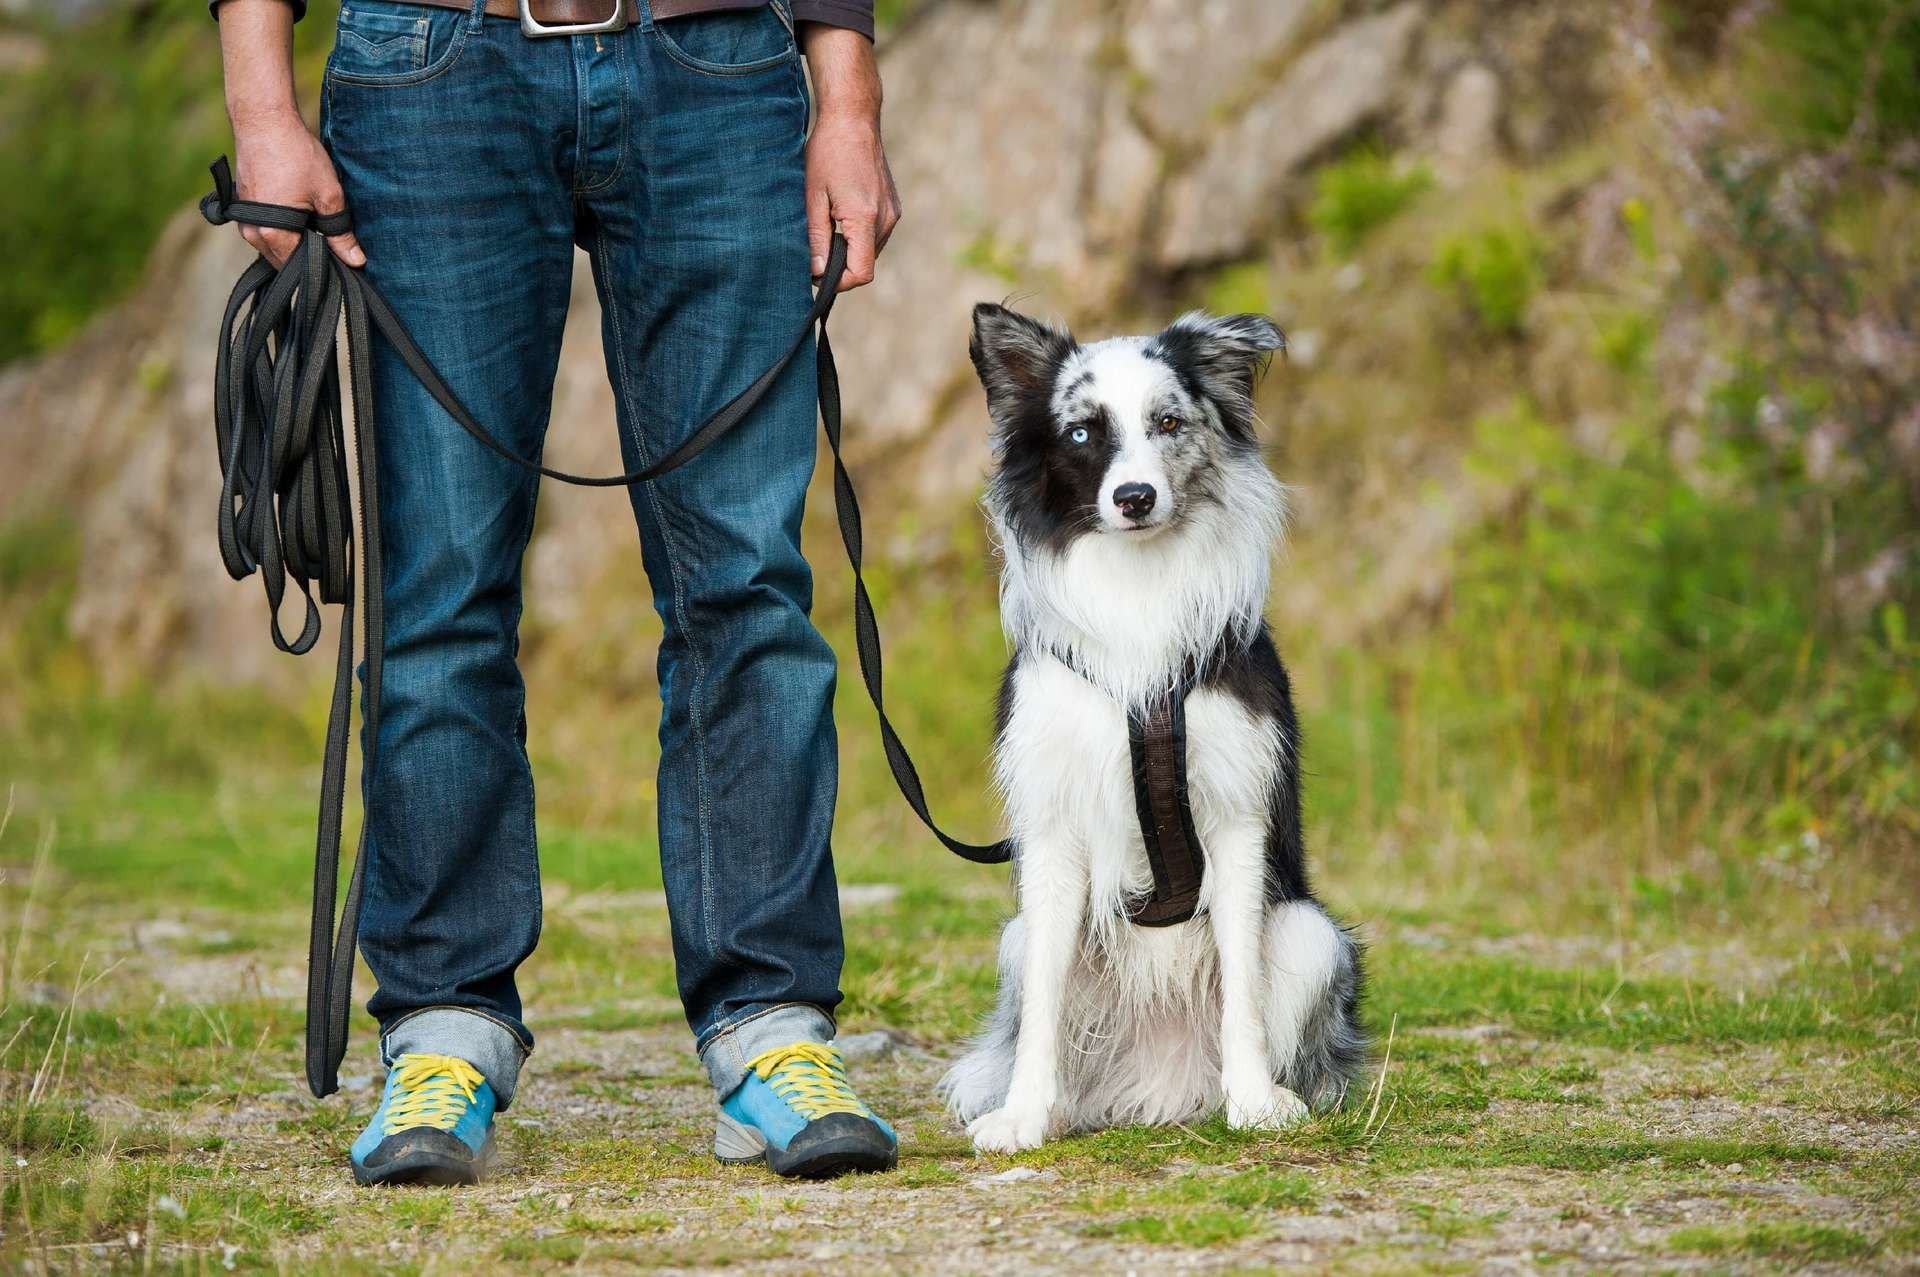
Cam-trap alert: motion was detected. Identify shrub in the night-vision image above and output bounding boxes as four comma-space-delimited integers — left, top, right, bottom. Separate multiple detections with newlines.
1308, 146, 1432, 258
1428, 224, 1541, 336
1748, 0, 1920, 148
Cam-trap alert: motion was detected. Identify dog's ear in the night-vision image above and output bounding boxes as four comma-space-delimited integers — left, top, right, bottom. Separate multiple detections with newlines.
1153, 311, 1285, 424
970, 303, 1075, 422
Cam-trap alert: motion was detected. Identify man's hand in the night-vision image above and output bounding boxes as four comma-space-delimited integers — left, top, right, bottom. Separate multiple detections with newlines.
217, 0, 365, 269
801, 26, 900, 292
234, 114, 366, 269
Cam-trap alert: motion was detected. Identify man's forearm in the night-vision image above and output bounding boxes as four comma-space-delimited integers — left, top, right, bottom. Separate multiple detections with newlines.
801, 25, 881, 123
797, 24, 898, 288
218, 0, 301, 126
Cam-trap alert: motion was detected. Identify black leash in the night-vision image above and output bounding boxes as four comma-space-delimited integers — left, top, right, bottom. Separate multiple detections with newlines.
201, 157, 1009, 1099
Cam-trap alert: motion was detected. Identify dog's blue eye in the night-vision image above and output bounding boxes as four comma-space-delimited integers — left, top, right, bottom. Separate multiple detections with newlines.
1069, 427, 1090, 445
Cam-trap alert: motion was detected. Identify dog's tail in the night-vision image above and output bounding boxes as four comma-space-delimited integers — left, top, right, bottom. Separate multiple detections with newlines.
1270, 900, 1370, 1110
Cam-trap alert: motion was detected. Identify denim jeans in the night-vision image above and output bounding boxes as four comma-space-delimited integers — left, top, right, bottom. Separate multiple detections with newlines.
320, 0, 843, 1106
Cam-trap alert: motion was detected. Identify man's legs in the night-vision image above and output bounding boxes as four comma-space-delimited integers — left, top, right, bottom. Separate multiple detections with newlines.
580, 6, 846, 1096
321, 3, 582, 1109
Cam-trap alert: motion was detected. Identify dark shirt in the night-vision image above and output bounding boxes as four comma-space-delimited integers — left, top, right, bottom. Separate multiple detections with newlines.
211, 0, 874, 41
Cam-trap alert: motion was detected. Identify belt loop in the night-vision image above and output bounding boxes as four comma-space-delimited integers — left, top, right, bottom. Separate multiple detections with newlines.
467, 0, 487, 29
635, 0, 654, 33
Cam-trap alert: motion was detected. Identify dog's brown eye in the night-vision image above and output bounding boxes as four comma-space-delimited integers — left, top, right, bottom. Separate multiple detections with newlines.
1157, 414, 1183, 435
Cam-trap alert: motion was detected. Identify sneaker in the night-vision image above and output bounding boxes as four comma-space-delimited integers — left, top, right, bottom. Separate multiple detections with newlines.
350, 1053, 496, 1186
714, 1042, 897, 1178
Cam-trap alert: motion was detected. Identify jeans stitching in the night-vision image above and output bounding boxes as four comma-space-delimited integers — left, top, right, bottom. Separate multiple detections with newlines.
326, 14, 471, 88
573, 32, 630, 198
595, 224, 723, 960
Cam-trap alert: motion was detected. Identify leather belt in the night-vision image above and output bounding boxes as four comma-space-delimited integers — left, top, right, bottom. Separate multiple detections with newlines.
391, 0, 757, 23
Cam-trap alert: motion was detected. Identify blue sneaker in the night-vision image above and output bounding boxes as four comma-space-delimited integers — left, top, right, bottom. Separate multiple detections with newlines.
350, 1053, 496, 1186
715, 1042, 897, 1178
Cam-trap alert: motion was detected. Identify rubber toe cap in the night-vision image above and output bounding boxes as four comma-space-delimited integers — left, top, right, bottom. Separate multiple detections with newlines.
353, 1128, 490, 1187
766, 1112, 897, 1179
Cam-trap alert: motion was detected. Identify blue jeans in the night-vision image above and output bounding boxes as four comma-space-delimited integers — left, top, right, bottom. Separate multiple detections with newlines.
320, 0, 842, 1105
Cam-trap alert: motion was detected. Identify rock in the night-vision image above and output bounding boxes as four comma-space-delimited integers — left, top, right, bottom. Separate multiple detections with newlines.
1432, 63, 1502, 176
971, 1166, 1057, 1185
1157, 4, 1426, 267
831, 0, 1131, 451
1085, 89, 1161, 253
837, 1028, 925, 1062
1123, 0, 1320, 142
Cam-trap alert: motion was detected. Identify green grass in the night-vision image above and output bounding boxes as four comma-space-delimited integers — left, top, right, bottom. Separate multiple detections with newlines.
1669, 1220, 1881, 1262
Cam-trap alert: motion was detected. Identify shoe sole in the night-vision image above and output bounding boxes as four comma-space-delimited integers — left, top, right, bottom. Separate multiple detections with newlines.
353, 1132, 493, 1187
714, 1112, 897, 1179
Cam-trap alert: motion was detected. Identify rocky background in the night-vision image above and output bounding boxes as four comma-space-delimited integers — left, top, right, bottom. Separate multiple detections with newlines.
3, 0, 1591, 686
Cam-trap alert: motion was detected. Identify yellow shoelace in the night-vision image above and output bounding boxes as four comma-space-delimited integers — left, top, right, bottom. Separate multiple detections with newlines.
746, 1042, 869, 1120
382, 1053, 484, 1135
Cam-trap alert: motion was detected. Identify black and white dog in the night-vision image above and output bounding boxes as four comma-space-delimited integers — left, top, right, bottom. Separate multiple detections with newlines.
941, 304, 1368, 1152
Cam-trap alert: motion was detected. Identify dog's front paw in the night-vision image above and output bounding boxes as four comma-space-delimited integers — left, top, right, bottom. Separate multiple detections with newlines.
967, 1104, 1049, 1153
1225, 1084, 1309, 1131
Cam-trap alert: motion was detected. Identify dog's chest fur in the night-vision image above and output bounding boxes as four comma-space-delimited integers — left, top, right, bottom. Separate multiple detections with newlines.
995, 654, 1282, 953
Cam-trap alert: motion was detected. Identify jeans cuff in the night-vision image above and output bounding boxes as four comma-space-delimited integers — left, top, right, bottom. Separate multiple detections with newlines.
698, 1002, 835, 1099
382, 1007, 531, 1110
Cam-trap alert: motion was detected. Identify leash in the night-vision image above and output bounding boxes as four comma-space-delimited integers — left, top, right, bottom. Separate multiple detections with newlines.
201, 157, 1010, 1099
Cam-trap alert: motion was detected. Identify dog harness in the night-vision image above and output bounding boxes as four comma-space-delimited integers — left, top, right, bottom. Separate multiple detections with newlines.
1123, 667, 1209, 926
1046, 655, 1209, 927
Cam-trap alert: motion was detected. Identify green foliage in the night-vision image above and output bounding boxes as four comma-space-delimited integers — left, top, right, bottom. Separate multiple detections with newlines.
1203, 259, 1271, 316
0, 1, 339, 368
1594, 307, 1657, 376
1749, 0, 1920, 148
1441, 398, 1918, 845
956, 230, 1023, 285
1308, 146, 1432, 257
1428, 224, 1540, 336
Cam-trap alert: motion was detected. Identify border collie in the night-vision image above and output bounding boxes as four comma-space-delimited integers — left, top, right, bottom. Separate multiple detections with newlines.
940, 304, 1368, 1152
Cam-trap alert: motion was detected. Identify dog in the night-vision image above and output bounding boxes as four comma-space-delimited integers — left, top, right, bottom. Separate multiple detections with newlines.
940, 304, 1369, 1153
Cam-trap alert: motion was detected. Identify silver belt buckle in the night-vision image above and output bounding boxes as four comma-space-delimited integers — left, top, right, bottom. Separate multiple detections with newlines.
519, 0, 628, 37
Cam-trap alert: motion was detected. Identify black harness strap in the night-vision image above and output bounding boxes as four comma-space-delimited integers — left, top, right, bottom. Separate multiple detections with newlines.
1124, 670, 1207, 927
202, 157, 1009, 1099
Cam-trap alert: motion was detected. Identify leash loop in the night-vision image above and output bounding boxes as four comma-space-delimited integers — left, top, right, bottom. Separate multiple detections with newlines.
203, 158, 1008, 1098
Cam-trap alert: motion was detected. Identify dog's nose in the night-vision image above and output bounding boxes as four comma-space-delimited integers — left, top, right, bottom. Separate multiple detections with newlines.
1112, 482, 1157, 520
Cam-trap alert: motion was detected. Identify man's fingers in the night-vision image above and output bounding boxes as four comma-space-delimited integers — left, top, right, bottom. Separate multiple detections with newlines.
327, 231, 368, 268
806, 184, 833, 279
313, 175, 365, 267
241, 225, 300, 269
837, 217, 878, 292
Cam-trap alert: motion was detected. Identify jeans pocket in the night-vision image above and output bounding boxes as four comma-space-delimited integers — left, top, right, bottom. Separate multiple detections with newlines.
330, 2, 470, 87
653, 1, 797, 77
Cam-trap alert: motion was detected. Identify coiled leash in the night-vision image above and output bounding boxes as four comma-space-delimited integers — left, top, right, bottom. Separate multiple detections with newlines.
201, 156, 1011, 1099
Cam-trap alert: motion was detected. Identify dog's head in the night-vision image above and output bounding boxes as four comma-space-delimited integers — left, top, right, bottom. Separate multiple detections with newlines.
971, 304, 1284, 548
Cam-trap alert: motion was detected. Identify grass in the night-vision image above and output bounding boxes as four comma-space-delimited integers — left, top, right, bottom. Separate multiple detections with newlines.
1669, 1220, 1881, 1263
0, 784, 1912, 1269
